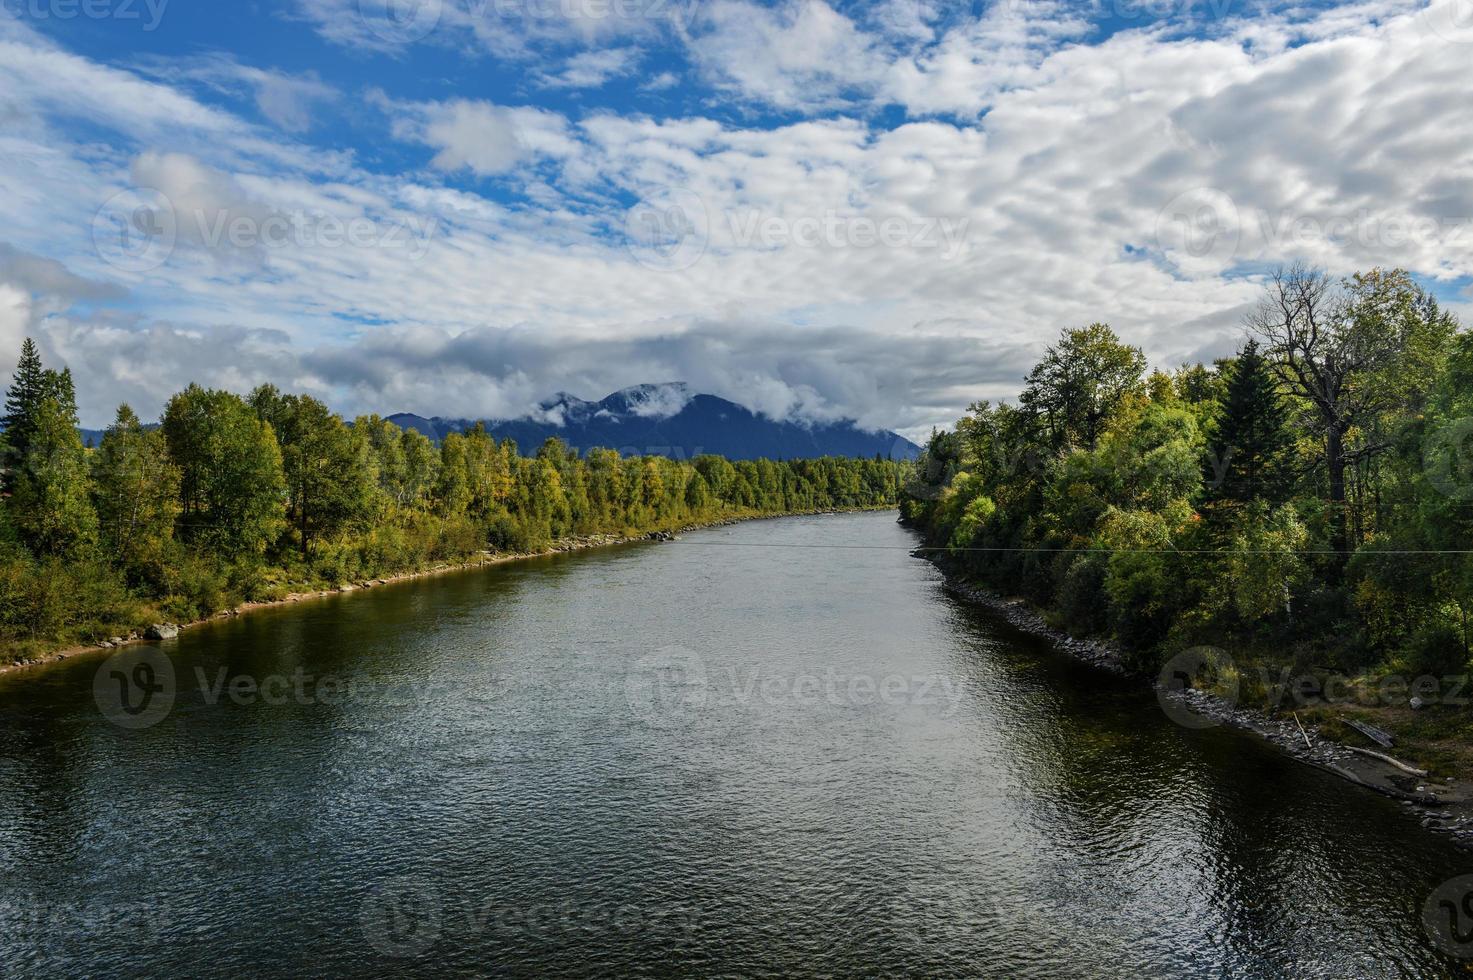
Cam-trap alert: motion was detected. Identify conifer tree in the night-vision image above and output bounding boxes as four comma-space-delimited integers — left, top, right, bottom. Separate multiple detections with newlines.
2, 338, 46, 484
11, 392, 98, 558
1205, 340, 1294, 506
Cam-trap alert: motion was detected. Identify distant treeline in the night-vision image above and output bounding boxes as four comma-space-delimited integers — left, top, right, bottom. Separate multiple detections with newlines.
903, 267, 1473, 681
0, 344, 909, 660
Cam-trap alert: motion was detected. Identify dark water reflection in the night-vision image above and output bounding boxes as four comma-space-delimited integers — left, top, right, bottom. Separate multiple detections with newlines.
0, 511, 1467, 977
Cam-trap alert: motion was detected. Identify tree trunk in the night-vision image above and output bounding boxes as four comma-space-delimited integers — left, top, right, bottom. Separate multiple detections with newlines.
1326, 424, 1347, 568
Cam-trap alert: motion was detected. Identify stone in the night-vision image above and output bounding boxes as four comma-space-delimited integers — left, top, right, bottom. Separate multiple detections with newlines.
144, 623, 179, 640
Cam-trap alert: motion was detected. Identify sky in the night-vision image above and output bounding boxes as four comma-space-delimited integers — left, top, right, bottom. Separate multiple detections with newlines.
1, 0, 1471, 440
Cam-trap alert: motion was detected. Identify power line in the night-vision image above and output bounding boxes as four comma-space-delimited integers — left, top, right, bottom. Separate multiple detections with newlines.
669, 540, 1473, 556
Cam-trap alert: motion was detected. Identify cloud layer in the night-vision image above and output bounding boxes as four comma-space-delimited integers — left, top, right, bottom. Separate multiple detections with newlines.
0, 1, 1470, 440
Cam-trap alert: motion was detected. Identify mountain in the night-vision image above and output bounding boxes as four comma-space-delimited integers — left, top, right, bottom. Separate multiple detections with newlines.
386, 383, 920, 461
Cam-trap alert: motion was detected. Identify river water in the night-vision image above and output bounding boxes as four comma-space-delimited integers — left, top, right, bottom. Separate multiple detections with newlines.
0, 511, 1468, 977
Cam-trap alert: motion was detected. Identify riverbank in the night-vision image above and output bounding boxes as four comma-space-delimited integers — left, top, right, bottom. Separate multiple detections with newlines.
919, 548, 1473, 851
0, 506, 896, 680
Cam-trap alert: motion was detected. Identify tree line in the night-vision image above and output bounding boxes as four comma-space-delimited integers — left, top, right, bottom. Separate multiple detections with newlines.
0, 342, 909, 660
903, 266, 1473, 681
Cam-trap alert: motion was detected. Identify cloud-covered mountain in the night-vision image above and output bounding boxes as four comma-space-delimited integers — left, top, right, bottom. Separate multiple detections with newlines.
386, 383, 920, 460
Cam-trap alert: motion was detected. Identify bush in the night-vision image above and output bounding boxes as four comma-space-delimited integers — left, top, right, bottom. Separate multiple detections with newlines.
0, 552, 144, 652
424, 514, 477, 561
1295, 584, 1374, 671
1404, 621, 1470, 679
948, 495, 995, 553
159, 549, 231, 621
485, 512, 535, 554
311, 543, 358, 586
356, 523, 413, 578
1057, 552, 1109, 635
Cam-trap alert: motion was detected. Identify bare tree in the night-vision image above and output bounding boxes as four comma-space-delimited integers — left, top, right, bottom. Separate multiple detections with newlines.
1248, 265, 1422, 560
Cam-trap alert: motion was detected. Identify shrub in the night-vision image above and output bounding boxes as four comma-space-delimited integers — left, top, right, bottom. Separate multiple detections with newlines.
485, 512, 535, 554
159, 549, 230, 621
433, 514, 483, 561
1404, 620, 1470, 679
948, 495, 995, 553
1057, 552, 1109, 635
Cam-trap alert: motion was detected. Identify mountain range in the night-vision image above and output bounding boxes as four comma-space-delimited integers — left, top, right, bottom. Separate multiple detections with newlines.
76, 383, 920, 460
386, 383, 920, 461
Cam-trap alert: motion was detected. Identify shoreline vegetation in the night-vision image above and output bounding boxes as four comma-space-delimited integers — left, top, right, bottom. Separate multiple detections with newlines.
899, 265, 1473, 845
0, 338, 911, 667
917, 548, 1473, 849
0, 506, 896, 679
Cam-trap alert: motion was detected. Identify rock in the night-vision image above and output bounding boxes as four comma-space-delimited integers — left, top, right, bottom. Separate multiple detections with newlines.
144, 623, 179, 640
1410, 695, 1428, 710
109, 637, 123, 645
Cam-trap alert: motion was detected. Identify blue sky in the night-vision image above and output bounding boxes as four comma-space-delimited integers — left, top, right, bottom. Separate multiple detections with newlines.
1, 0, 1470, 437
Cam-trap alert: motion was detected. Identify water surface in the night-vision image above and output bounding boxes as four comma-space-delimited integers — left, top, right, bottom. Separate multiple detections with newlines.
1, 511, 1467, 977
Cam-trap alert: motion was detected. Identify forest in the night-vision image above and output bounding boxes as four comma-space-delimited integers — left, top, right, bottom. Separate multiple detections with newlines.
0, 347, 909, 662
902, 266, 1473, 750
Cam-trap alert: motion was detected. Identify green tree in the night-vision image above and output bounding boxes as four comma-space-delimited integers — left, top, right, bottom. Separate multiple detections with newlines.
91, 404, 182, 574
1251, 266, 1451, 557
11, 392, 98, 558
1204, 340, 1294, 506
251, 387, 376, 561
2, 338, 46, 484
163, 384, 286, 557
1020, 323, 1147, 451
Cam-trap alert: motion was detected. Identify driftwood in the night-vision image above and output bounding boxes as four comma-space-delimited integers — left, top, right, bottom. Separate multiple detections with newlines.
1344, 745, 1428, 777
1345, 718, 1395, 748
1292, 712, 1313, 750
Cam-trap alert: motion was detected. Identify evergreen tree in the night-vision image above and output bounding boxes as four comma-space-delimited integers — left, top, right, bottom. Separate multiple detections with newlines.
1205, 340, 1294, 506
11, 394, 98, 558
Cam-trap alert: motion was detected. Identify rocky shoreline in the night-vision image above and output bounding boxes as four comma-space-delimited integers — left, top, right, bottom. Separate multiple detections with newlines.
922, 550, 1473, 851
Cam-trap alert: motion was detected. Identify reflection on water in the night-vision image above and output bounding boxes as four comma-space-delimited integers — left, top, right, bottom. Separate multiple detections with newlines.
0, 511, 1468, 977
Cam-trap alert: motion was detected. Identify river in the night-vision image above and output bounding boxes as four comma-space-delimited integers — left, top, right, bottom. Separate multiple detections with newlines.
0, 511, 1468, 977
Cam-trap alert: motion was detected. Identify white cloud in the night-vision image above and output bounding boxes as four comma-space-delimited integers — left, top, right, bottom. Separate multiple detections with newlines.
540, 47, 643, 88
138, 54, 339, 133
388, 98, 580, 176
687, 0, 887, 110
3, 0, 1472, 441
643, 71, 680, 90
